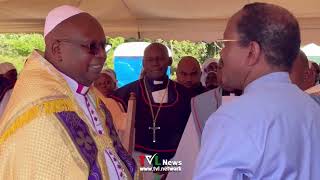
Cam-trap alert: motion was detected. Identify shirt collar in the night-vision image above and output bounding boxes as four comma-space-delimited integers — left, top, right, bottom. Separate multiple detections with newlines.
60, 72, 89, 95
145, 75, 169, 85
244, 72, 291, 94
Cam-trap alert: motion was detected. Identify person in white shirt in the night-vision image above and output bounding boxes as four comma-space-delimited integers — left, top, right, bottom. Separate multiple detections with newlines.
167, 60, 238, 180
193, 2, 320, 180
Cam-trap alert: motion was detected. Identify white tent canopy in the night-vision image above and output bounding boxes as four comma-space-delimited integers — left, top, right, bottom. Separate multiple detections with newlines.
302, 43, 320, 56
0, 0, 319, 44
114, 42, 172, 57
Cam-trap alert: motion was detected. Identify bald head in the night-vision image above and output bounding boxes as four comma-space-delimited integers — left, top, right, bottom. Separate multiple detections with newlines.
177, 56, 201, 88
144, 43, 169, 58
143, 43, 172, 80
178, 56, 200, 69
290, 50, 309, 90
44, 11, 106, 86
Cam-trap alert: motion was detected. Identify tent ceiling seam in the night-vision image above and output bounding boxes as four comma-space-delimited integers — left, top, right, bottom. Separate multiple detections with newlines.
76, 0, 83, 7
121, 0, 141, 39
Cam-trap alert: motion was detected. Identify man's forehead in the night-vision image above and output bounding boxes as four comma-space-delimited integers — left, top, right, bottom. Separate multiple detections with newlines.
180, 59, 199, 67
144, 44, 168, 56
179, 67, 199, 73
179, 61, 200, 72
224, 10, 243, 38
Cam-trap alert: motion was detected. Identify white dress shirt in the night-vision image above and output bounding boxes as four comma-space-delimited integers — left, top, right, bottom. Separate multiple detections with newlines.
194, 72, 320, 180
60, 73, 105, 134
61, 73, 126, 180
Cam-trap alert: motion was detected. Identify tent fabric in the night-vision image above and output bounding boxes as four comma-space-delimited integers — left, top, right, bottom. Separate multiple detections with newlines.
0, 0, 319, 44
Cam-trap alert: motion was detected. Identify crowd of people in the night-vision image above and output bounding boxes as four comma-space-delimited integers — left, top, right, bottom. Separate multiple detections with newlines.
1, 2, 320, 180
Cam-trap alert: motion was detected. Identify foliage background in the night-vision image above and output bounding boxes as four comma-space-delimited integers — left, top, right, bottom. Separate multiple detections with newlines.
0, 34, 220, 78
0, 34, 45, 72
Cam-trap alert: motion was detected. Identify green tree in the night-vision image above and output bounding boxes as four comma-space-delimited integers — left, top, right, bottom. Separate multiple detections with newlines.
0, 33, 45, 71
106, 37, 125, 69
0, 34, 220, 76
154, 39, 219, 78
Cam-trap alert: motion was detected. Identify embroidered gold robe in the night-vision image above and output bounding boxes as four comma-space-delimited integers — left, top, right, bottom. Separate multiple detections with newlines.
0, 50, 139, 180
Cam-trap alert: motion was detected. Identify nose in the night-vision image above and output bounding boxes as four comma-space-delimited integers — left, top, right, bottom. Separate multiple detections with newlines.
151, 57, 161, 66
186, 75, 193, 81
95, 45, 107, 59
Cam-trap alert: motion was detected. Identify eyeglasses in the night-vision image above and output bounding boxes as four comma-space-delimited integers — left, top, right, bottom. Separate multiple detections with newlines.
214, 39, 240, 50
57, 39, 112, 55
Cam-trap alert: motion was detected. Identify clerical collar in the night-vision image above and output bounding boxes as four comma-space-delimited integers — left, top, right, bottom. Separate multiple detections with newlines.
144, 76, 169, 92
60, 72, 89, 95
154, 80, 164, 85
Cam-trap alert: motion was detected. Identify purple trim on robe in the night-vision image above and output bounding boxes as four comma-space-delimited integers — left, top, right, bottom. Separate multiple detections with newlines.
105, 149, 121, 180
55, 111, 102, 180
99, 102, 137, 178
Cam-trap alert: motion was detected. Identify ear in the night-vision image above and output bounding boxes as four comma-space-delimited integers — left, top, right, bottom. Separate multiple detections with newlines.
247, 41, 260, 66
142, 58, 146, 68
168, 57, 173, 66
51, 40, 63, 63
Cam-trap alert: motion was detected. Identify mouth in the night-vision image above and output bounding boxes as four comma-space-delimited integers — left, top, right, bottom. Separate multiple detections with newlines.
152, 69, 163, 72
184, 83, 193, 88
89, 64, 103, 73
150, 70, 164, 76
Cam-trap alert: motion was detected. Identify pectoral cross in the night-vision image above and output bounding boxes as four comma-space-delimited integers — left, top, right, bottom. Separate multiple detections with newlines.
149, 122, 160, 143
